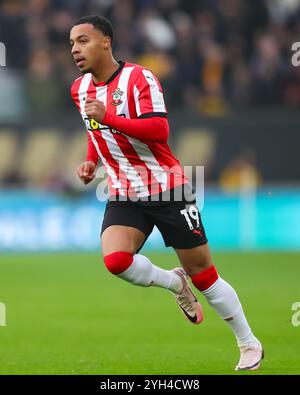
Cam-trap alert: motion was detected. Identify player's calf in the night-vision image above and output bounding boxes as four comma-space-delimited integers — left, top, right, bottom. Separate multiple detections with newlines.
103, 251, 152, 286
103, 252, 183, 291
190, 264, 263, 369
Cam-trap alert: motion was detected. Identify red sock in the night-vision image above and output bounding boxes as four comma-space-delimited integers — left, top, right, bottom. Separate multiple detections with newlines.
191, 265, 219, 292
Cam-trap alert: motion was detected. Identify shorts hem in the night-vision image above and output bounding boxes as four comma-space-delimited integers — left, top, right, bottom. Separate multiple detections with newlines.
101, 223, 152, 240
165, 239, 208, 249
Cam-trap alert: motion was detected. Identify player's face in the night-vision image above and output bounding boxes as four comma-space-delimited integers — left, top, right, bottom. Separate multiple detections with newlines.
70, 24, 110, 74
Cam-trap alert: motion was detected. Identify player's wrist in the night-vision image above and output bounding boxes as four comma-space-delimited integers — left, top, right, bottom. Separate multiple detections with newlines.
101, 110, 115, 126
101, 110, 108, 125
86, 157, 98, 166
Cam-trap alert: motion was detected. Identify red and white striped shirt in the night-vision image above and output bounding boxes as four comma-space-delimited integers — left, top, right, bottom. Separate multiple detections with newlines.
71, 61, 188, 198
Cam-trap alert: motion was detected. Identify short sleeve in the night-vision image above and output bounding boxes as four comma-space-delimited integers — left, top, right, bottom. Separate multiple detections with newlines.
133, 69, 167, 118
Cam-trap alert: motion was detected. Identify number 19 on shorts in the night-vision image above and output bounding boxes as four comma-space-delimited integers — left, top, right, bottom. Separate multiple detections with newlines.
180, 205, 200, 230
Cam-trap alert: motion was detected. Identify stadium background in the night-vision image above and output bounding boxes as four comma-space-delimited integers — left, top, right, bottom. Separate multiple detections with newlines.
0, 0, 300, 375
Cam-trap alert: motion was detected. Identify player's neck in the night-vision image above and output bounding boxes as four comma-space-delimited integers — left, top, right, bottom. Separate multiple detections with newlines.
92, 57, 120, 85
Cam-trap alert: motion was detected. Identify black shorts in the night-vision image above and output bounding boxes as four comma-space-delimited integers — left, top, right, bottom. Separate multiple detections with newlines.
101, 191, 208, 251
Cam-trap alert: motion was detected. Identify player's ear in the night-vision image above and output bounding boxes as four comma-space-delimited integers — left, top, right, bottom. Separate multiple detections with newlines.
103, 36, 112, 50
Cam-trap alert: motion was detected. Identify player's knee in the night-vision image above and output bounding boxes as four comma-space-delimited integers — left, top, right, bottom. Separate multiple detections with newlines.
103, 251, 133, 275
184, 259, 213, 277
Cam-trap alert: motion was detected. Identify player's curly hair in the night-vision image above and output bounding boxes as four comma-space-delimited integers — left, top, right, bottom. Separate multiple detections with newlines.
73, 15, 114, 45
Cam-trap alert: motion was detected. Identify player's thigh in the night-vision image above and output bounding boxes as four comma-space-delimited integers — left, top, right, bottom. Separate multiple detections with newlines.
100, 201, 153, 256
101, 225, 146, 256
151, 200, 213, 275
175, 243, 214, 277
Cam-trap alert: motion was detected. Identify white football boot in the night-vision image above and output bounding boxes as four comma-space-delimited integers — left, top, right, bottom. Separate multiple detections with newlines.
235, 342, 264, 371
172, 268, 204, 325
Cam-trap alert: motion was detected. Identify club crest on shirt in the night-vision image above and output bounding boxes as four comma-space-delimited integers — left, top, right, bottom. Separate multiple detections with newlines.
111, 88, 123, 106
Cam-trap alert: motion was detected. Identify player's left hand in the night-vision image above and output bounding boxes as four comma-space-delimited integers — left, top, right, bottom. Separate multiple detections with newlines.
84, 98, 106, 123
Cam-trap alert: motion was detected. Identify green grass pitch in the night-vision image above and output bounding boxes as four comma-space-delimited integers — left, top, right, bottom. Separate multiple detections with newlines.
0, 251, 299, 375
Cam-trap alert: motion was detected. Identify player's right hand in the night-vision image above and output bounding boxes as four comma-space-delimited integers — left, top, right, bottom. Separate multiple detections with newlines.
77, 161, 96, 185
